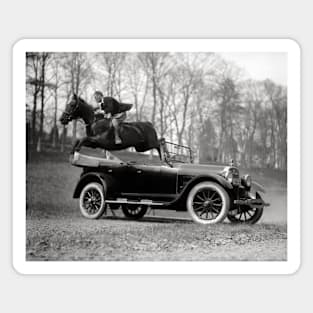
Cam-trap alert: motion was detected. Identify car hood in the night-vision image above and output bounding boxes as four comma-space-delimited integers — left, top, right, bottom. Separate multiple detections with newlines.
174, 163, 226, 176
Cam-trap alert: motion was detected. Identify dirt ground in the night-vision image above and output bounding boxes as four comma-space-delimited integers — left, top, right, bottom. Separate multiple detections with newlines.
26, 216, 287, 261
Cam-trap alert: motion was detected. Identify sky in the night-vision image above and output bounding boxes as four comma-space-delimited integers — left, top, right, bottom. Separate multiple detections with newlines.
220, 52, 287, 85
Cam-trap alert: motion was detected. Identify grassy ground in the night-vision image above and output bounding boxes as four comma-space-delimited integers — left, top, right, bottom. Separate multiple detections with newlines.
26, 149, 287, 261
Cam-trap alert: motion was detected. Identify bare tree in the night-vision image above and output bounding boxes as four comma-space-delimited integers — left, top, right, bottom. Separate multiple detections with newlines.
29, 52, 51, 152
198, 117, 217, 162
264, 79, 287, 169
26, 52, 42, 144
124, 54, 149, 121
169, 54, 203, 145
156, 70, 176, 138
97, 52, 126, 99
214, 77, 242, 163
238, 80, 265, 167
50, 54, 66, 148
62, 53, 94, 144
139, 53, 170, 127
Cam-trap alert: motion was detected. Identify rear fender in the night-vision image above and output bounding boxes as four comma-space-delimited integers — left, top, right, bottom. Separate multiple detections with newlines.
73, 172, 112, 198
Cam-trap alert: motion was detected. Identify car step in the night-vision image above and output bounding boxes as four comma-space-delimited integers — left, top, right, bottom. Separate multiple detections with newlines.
105, 198, 165, 206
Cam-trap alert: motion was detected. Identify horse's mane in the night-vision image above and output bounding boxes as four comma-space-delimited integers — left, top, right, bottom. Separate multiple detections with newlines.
77, 95, 93, 110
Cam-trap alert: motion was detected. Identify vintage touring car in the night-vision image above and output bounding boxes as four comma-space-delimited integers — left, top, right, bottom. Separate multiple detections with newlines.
71, 141, 269, 224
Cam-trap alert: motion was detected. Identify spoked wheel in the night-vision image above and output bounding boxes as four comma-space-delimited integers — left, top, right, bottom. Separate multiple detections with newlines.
227, 206, 263, 224
121, 204, 148, 220
186, 181, 230, 225
79, 182, 106, 219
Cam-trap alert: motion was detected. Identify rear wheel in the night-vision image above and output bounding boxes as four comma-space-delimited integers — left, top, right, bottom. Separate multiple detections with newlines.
186, 181, 230, 224
121, 204, 148, 220
79, 182, 106, 219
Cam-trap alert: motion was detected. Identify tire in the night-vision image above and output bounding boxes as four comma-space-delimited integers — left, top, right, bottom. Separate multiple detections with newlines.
121, 204, 148, 220
186, 181, 230, 225
227, 207, 263, 224
79, 182, 106, 219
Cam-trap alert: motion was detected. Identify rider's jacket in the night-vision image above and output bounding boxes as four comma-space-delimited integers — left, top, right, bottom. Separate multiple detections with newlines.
100, 97, 132, 116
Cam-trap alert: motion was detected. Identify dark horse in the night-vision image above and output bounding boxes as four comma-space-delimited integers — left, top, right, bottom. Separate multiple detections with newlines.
59, 94, 162, 158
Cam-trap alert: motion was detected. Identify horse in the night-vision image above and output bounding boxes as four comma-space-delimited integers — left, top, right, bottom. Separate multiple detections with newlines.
59, 94, 162, 158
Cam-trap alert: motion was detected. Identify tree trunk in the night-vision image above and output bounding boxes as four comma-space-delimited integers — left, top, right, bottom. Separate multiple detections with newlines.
60, 125, 67, 152
37, 53, 48, 152
52, 88, 58, 148
31, 92, 38, 144
134, 94, 139, 121
151, 73, 157, 126
37, 62, 45, 152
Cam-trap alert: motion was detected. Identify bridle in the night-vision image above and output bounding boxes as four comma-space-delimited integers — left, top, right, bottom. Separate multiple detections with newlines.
62, 98, 80, 122
62, 96, 109, 129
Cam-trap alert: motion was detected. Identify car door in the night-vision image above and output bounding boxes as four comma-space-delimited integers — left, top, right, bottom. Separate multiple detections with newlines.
132, 164, 177, 196
108, 162, 156, 195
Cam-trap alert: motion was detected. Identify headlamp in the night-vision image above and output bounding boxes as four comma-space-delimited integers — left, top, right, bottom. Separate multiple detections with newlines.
223, 167, 240, 186
242, 174, 252, 188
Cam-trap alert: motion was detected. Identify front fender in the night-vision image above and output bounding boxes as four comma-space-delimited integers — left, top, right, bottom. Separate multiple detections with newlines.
183, 174, 233, 193
167, 174, 233, 210
73, 172, 112, 198
251, 180, 266, 193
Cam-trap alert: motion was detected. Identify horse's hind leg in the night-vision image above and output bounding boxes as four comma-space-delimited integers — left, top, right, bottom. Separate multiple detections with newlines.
71, 139, 80, 154
156, 146, 162, 160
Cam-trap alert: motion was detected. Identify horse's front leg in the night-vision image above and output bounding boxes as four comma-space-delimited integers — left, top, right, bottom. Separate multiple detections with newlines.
75, 136, 100, 151
73, 137, 88, 152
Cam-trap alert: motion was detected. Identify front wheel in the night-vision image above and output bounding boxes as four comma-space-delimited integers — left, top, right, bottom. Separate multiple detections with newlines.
186, 181, 230, 224
79, 182, 106, 219
227, 193, 264, 224
227, 207, 263, 224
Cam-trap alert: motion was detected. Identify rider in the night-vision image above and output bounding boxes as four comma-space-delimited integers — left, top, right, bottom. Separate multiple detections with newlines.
94, 91, 132, 144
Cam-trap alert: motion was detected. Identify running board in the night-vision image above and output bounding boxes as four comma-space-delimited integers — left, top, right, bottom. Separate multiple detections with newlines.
105, 198, 165, 206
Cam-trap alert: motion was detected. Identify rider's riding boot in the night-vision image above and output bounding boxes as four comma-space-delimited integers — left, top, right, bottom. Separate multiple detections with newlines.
114, 127, 122, 144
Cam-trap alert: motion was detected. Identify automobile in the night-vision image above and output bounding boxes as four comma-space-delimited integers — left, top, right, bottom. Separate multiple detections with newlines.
70, 141, 269, 225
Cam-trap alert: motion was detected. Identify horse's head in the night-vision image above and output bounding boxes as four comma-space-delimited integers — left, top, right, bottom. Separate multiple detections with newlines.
60, 94, 82, 125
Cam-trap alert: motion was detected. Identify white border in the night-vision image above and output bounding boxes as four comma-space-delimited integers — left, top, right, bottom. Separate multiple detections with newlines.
13, 39, 300, 274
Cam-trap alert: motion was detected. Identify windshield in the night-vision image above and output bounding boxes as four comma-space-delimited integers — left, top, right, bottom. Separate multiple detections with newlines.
162, 141, 193, 164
